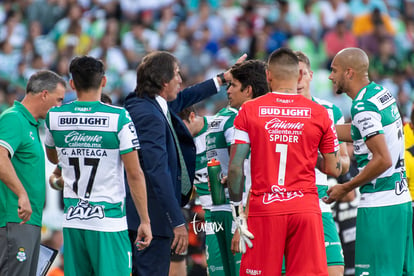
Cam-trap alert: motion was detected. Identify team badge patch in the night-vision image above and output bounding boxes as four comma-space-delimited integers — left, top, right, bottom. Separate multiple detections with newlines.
16, 247, 27, 262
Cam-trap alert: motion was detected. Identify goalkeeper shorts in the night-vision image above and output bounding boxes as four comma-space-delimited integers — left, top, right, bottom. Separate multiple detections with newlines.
240, 212, 327, 275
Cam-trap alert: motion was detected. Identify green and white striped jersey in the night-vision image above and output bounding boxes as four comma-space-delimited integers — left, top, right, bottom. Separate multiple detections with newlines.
314, 96, 345, 186
45, 101, 140, 232
350, 82, 411, 208
313, 97, 345, 212
205, 107, 251, 212
206, 107, 237, 212
194, 116, 213, 209
206, 107, 237, 175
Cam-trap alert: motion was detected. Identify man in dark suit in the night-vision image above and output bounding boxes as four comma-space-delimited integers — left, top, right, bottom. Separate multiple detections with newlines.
124, 51, 243, 275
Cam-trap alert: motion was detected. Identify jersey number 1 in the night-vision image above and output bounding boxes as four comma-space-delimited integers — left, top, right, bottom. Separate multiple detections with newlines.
275, 144, 287, 186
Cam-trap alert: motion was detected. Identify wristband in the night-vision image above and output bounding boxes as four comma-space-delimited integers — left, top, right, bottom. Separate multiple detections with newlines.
51, 177, 62, 190
216, 72, 227, 85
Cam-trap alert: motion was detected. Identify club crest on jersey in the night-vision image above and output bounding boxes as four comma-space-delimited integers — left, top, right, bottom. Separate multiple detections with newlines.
67, 199, 104, 220
16, 248, 26, 262
262, 185, 304, 204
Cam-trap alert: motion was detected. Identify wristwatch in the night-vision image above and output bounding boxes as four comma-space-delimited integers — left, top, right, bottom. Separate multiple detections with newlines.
216, 72, 227, 85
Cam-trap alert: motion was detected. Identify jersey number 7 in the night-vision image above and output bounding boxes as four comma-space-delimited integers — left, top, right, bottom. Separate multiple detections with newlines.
69, 157, 100, 198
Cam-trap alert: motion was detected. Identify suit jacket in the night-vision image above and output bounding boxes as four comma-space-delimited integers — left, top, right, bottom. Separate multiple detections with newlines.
124, 79, 217, 237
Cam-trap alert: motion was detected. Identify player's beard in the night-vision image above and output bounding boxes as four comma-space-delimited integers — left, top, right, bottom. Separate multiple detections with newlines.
335, 81, 345, 95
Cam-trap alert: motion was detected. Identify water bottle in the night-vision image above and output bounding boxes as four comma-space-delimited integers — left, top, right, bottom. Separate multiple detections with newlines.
207, 158, 226, 205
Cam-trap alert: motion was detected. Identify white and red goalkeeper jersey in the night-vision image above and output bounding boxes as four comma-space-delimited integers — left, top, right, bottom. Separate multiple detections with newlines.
233, 92, 339, 216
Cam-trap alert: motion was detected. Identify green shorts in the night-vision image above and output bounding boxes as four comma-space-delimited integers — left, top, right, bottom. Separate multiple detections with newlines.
205, 210, 225, 276
355, 202, 414, 276
63, 228, 132, 276
323, 212, 344, 266
210, 210, 242, 276
282, 212, 344, 273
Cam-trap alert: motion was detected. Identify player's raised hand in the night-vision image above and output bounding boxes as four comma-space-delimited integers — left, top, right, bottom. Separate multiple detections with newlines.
223, 54, 248, 82
235, 53, 248, 65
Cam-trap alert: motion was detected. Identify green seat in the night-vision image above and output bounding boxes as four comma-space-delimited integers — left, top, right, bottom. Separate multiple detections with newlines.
287, 35, 326, 70
310, 69, 333, 100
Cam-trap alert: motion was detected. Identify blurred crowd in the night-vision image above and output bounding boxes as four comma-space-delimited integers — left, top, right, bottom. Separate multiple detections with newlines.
0, 1, 411, 274
0, 0, 414, 121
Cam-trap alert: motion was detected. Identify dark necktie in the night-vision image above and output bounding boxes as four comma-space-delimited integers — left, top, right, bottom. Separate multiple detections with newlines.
167, 110, 191, 195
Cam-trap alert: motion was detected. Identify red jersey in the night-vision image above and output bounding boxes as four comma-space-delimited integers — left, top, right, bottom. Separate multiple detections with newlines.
234, 93, 339, 216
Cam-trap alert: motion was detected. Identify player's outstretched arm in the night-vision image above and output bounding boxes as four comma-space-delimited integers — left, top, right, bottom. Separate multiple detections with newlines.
335, 123, 352, 142
220, 53, 248, 85
324, 134, 392, 203
122, 150, 152, 250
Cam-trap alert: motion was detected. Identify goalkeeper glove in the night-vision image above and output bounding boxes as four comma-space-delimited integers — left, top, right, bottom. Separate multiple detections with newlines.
231, 202, 254, 253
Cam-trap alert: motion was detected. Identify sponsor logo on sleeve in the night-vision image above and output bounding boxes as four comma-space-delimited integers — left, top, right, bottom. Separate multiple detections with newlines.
376, 90, 393, 105
391, 104, 400, 119
357, 117, 376, 133
132, 138, 140, 146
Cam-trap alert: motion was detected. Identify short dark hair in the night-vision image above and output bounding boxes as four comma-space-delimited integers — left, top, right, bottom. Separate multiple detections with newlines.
69, 56, 105, 91
135, 51, 178, 98
100, 92, 112, 104
178, 106, 196, 122
26, 70, 66, 95
230, 60, 269, 98
268, 47, 299, 79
